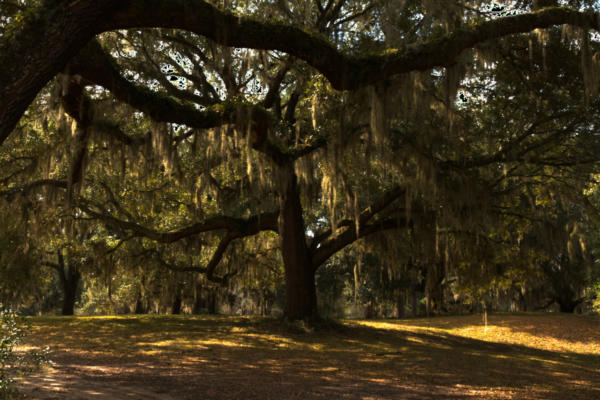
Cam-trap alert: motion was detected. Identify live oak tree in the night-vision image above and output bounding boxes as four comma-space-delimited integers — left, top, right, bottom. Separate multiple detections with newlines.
2, 0, 600, 319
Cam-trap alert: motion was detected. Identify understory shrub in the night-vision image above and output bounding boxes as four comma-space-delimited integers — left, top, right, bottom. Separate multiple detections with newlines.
1, 305, 49, 399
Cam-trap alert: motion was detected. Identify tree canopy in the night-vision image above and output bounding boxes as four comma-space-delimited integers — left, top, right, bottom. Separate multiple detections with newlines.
2, 0, 600, 320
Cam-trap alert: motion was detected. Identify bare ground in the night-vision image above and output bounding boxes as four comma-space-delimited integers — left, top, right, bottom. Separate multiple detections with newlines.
15, 314, 600, 399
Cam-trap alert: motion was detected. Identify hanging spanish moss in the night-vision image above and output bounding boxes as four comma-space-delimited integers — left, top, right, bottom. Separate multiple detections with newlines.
534, 28, 550, 72
150, 121, 174, 174
580, 29, 600, 102
294, 153, 318, 208
369, 84, 387, 150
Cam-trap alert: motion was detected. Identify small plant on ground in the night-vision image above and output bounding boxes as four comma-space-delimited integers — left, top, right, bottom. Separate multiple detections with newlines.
1, 305, 49, 400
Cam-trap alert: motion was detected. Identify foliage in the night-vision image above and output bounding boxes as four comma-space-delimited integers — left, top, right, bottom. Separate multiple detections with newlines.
0, 305, 49, 399
591, 280, 600, 313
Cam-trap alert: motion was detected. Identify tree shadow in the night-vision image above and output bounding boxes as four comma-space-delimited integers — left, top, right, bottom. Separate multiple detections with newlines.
19, 315, 600, 400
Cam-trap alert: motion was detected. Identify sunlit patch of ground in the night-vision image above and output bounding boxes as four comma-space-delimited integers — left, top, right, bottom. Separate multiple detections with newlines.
356, 313, 600, 355
16, 313, 600, 399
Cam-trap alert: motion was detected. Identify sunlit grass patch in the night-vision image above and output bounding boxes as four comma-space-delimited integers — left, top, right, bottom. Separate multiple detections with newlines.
355, 313, 600, 355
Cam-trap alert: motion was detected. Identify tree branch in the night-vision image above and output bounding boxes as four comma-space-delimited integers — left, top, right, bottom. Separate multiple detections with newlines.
309, 185, 407, 267
68, 40, 241, 129
152, 248, 237, 285
2, 1, 599, 145
41, 261, 62, 273
205, 233, 235, 281
0, 179, 68, 200
0, 0, 122, 145
67, 40, 293, 163
104, 3, 600, 90
311, 217, 409, 270
79, 199, 278, 243
310, 185, 405, 249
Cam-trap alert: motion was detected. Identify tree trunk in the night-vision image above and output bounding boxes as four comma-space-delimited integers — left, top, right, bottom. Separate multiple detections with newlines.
425, 262, 444, 315
278, 165, 317, 320
134, 296, 148, 314
558, 301, 577, 313
171, 290, 182, 315
556, 295, 582, 313
540, 258, 584, 313
207, 290, 217, 314
396, 291, 405, 319
62, 274, 79, 316
411, 290, 418, 317
57, 253, 81, 316
192, 284, 203, 314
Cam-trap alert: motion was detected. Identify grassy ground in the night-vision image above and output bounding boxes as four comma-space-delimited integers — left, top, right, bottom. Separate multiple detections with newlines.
16, 313, 600, 399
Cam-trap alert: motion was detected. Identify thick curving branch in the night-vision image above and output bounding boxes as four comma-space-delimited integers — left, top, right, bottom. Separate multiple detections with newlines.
309, 185, 408, 268
79, 199, 278, 281
204, 232, 235, 281
0, 0, 122, 146
79, 202, 279, 244
68, 40, 256, 129
310, 185, 405, 250
1, 1, 600, 145
67, 40, 291, 163
103, 4, 600, 91
311, 217, 408, 270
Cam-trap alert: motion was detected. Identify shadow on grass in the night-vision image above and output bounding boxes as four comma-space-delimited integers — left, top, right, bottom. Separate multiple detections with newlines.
19, 315, 600, 400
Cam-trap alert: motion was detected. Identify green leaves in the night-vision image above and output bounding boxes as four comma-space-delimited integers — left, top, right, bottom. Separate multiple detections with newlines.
0, 305, 49, 399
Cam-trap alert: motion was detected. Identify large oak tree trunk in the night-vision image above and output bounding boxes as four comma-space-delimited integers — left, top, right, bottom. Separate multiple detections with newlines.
278, 165, 317, 320
542, 257, 583, 313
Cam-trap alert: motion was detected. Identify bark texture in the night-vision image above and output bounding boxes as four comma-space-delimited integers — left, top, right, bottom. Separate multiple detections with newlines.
56, 253, 81, 316
278, 165, 317, 320
0, 0, 121, 144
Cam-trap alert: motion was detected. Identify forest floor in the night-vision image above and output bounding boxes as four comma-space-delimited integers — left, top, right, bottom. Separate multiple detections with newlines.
14, 313, 600, 399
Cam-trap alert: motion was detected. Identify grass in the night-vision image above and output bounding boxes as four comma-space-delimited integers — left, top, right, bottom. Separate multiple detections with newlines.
17, 313, 600, 399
